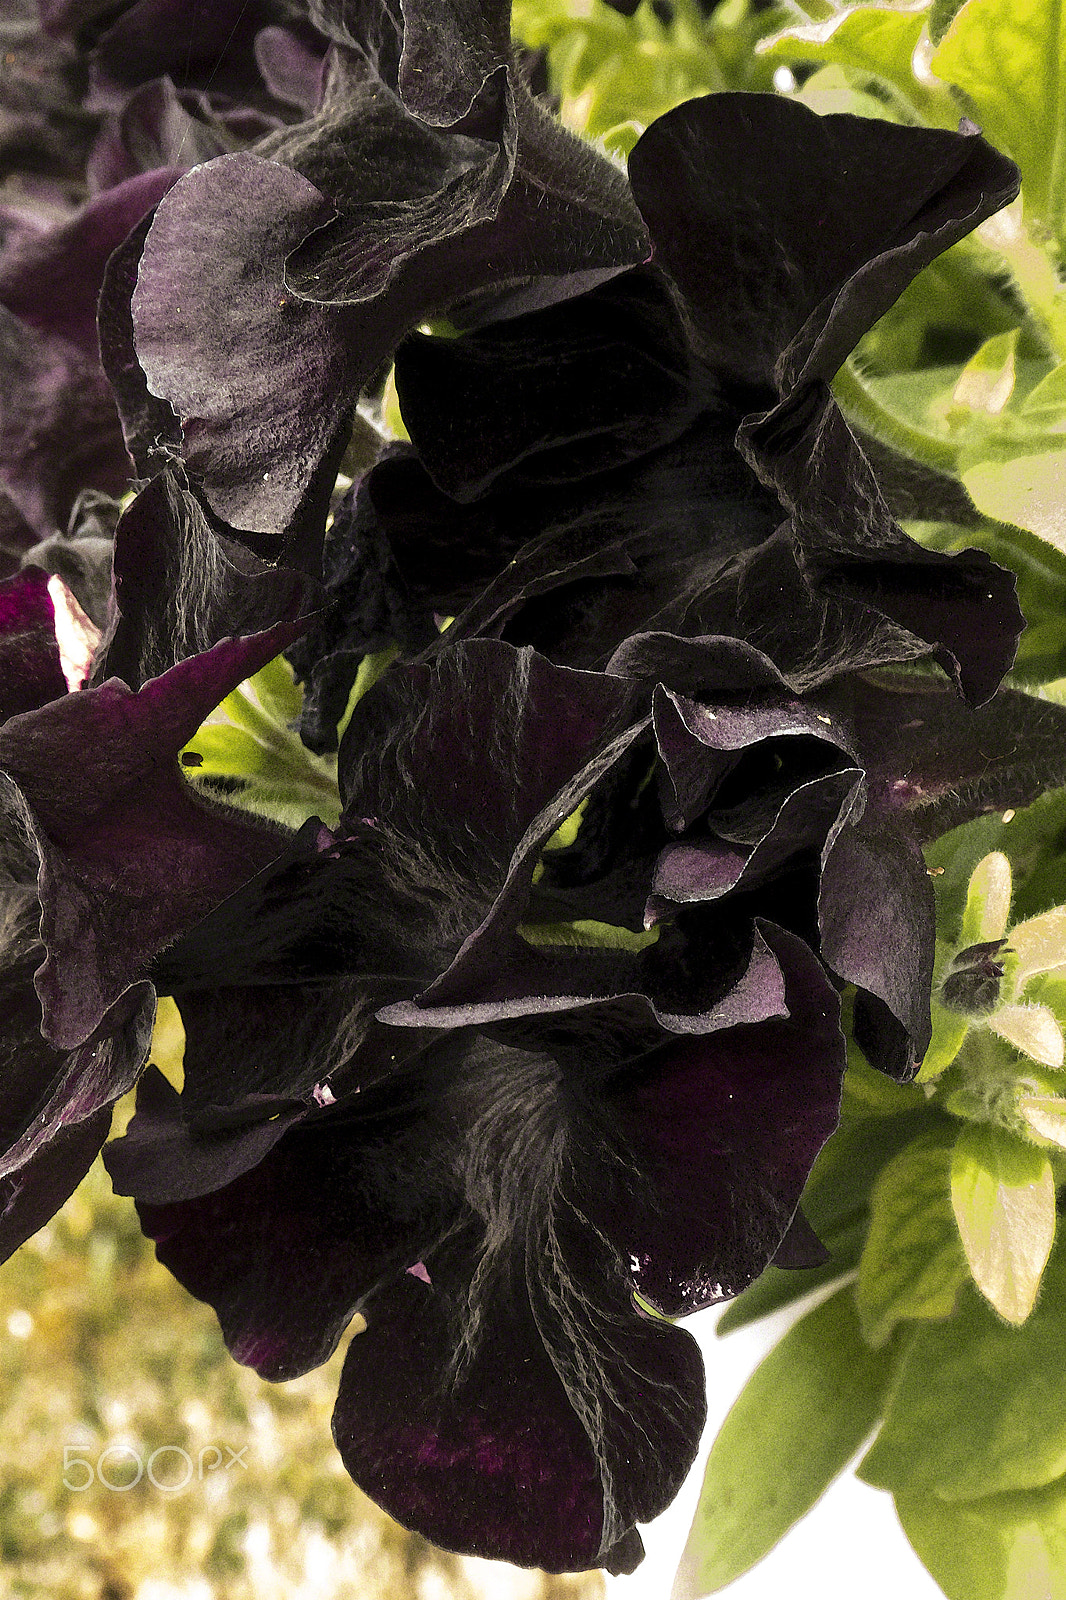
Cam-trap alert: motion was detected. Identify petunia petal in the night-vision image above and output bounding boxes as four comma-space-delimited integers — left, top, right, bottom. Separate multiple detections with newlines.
627, 95, 1018, 394
0, 568, 67, 718
587, 923, 844, 1315
0, 621, 304, 1048
129, 153, 358, 545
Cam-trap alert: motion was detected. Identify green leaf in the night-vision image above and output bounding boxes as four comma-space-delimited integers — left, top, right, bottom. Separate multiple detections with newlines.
675, 1285, 892, 1597
517, 919, 659, 952
842, 1026, 929, 1116
961, 851, 1013, 947
181, 724, 274, 780
924, 785, 1066, 935
757, 1, 950, 122
929, 0, 967, 42
1020, 361, 1066, 424
920, 997, 969, 1079
897, 1478, 1066, 1600
951, 1122, 1056, 1322
963, 444, 1066, 552
1010, 906, 1066, 994
245, 653, 303, 728
931, 0, 1066, 243
859, 1246, 1066, 1498
951, 329, 1020, 419
336, 645, 400, 742
792, 61, 904, 121
1017, 1085, 1066, 1148
857, 1129, 971, 1347
988, 1002, 1065, 1069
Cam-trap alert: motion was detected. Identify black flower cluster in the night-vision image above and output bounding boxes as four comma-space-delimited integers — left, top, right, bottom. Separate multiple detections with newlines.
2, 0, 1063, 1575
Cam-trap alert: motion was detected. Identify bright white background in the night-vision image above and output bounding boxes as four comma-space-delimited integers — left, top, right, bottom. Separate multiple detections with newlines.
606, 1296, 945, 1600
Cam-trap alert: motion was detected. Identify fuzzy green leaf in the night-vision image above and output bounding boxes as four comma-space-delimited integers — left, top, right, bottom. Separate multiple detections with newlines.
897, 1478, 1066, 1600
963, 445, 1066, 553
931, 0, 1066, 240
758, 2, 944, 121
859, 1248, 1066, 1497
857, 1129, 971, 1347
951, 1122, 1056, 1322
961, 852, 1013, 947
675, 1285, 892, 1597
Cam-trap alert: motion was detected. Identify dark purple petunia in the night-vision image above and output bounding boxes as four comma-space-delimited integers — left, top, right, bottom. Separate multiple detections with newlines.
0, 134, 182, 567
91, 634, 849, 1571
0, 599, 309, 1262
91, 619, 1066, 1571
119, 0, 648, 548
298, 94, 1021, 748
0, 3, 1053, 1577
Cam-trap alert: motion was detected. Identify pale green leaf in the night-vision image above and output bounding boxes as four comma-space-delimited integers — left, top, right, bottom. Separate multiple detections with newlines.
757, 1, 935, 119
856, 1129, 970, 1347
931, 0, 1066, 237
860, 1247, 1066, 1497
898, 1477, 1066, 1600
245, 653, 303, 727
517, 919, 659, 953
989, 1003, 1065, 1069
1010, 907, 1066, 995
963, 445, 1066, 552
952, 1122, 1056, 1323
674, 1285, 891, 1597
952, 329, 1019, 418
1018, 1092, 1066, 1148
792, 61, 902, 120
961, 851, 1013, 946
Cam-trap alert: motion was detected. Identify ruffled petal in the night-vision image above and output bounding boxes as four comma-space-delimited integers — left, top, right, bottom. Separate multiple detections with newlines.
0, 622, 304, 1048
627, 94, 1018, 393
587, 923, 843, 1314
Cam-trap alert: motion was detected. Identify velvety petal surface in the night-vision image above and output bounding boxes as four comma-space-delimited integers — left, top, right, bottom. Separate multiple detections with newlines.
0, 166, 182, 358
95, 469, 306, 689
0, 1105, 111, 1262
586, 924, 843, 1315
0, 622, 303, 1047
0, 568, 66, 717
626, 94, 1019, 393
340, 638, 647, 989
129, 153, 358, 545
0, 305, 130, 557
393, 268, 698, 501
333, 1229, 704, 1573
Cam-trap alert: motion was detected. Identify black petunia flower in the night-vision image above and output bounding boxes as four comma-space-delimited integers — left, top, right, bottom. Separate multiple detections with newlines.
113, 0, 649, 551
296, 92, 1022, 745
0, 0, 1057, 1576
86, 632, 847, 1572
76, 627, 1065, 1571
